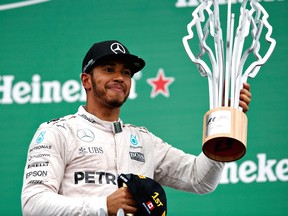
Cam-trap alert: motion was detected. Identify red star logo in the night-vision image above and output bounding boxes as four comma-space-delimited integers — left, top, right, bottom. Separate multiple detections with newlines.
147, 68, 175, 98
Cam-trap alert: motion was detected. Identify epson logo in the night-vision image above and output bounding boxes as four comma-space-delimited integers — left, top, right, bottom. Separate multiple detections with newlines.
26, 170, 48, 179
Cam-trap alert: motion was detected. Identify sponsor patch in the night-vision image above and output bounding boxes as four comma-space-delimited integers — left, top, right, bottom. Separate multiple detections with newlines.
130, 134, 138, 146
27, 161, 49, 169
78, 146, 103, 155
36, 131, 46, 144
129, 152, 145, 162
77, 128, 95, 142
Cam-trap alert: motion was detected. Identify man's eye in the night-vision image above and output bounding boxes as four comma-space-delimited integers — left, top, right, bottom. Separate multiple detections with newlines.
104, 67, 114, 72
123, 70, 132, 77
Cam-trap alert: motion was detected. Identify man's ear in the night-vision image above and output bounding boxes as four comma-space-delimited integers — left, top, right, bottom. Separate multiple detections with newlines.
81, 73, 92, 91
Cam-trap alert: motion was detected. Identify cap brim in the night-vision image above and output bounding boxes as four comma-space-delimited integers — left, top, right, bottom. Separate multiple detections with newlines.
93, 54, 145, 75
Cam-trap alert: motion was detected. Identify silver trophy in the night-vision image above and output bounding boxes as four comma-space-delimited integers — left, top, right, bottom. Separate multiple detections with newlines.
183, 0, 276, 161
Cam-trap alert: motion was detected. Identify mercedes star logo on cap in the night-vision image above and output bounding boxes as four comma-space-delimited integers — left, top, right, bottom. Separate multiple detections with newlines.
111, 42, 126, 54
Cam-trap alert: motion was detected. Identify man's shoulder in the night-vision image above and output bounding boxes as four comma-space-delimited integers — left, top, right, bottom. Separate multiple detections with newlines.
39, 113, 78, 130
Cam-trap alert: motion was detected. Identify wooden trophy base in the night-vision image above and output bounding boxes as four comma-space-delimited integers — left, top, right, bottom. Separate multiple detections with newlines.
202, 107, 248, 162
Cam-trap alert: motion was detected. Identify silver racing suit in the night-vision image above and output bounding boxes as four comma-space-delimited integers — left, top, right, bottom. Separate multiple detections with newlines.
21, 106, 224, 216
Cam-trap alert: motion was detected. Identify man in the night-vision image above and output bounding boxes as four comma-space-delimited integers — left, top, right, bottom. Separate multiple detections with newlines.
21, 40, 251, 216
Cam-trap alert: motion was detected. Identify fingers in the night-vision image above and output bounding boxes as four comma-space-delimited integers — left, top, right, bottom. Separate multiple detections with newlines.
239, 83, 252, 113
107, 187, 138, 215
117, 188, 138, 214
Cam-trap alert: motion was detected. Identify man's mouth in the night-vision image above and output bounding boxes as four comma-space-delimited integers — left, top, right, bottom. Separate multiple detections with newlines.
107, 84, 125, 93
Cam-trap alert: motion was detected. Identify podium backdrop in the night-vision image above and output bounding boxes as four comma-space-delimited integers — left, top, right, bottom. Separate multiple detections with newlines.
1, 0, 287, 215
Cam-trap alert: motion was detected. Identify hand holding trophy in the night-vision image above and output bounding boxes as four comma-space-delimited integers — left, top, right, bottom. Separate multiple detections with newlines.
183, 0, 276, 162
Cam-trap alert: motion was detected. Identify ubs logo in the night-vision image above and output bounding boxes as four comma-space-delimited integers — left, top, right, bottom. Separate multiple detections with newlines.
77, 129, 95, 142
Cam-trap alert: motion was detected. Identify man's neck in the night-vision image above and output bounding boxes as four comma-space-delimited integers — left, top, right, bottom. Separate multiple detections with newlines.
84, 103, 120, 122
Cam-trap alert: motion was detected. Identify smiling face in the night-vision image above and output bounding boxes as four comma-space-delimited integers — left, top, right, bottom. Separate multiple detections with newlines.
82, 60, 132, 110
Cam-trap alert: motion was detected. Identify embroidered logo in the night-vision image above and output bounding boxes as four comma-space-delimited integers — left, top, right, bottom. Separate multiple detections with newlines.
130, 134, 138, 146
129, 152, 145, 163
36, 131, 46, 144
110, 42, 126, 54
77, 129, 95, 142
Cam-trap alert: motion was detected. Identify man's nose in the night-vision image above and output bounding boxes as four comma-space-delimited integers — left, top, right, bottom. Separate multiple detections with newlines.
113, 71, 125, 82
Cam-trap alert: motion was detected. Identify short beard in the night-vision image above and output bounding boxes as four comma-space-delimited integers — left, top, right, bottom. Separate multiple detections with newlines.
91, 78, 128, 108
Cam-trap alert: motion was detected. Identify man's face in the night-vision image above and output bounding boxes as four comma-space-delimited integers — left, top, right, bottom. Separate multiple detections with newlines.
88, 60, 132, 108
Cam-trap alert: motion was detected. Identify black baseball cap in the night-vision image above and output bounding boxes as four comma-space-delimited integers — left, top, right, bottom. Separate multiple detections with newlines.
118, 173, 167, 216
82, 40, 145, 75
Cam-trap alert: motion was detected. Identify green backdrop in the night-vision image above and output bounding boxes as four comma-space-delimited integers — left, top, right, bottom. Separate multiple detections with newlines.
1, 0, 287, 215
